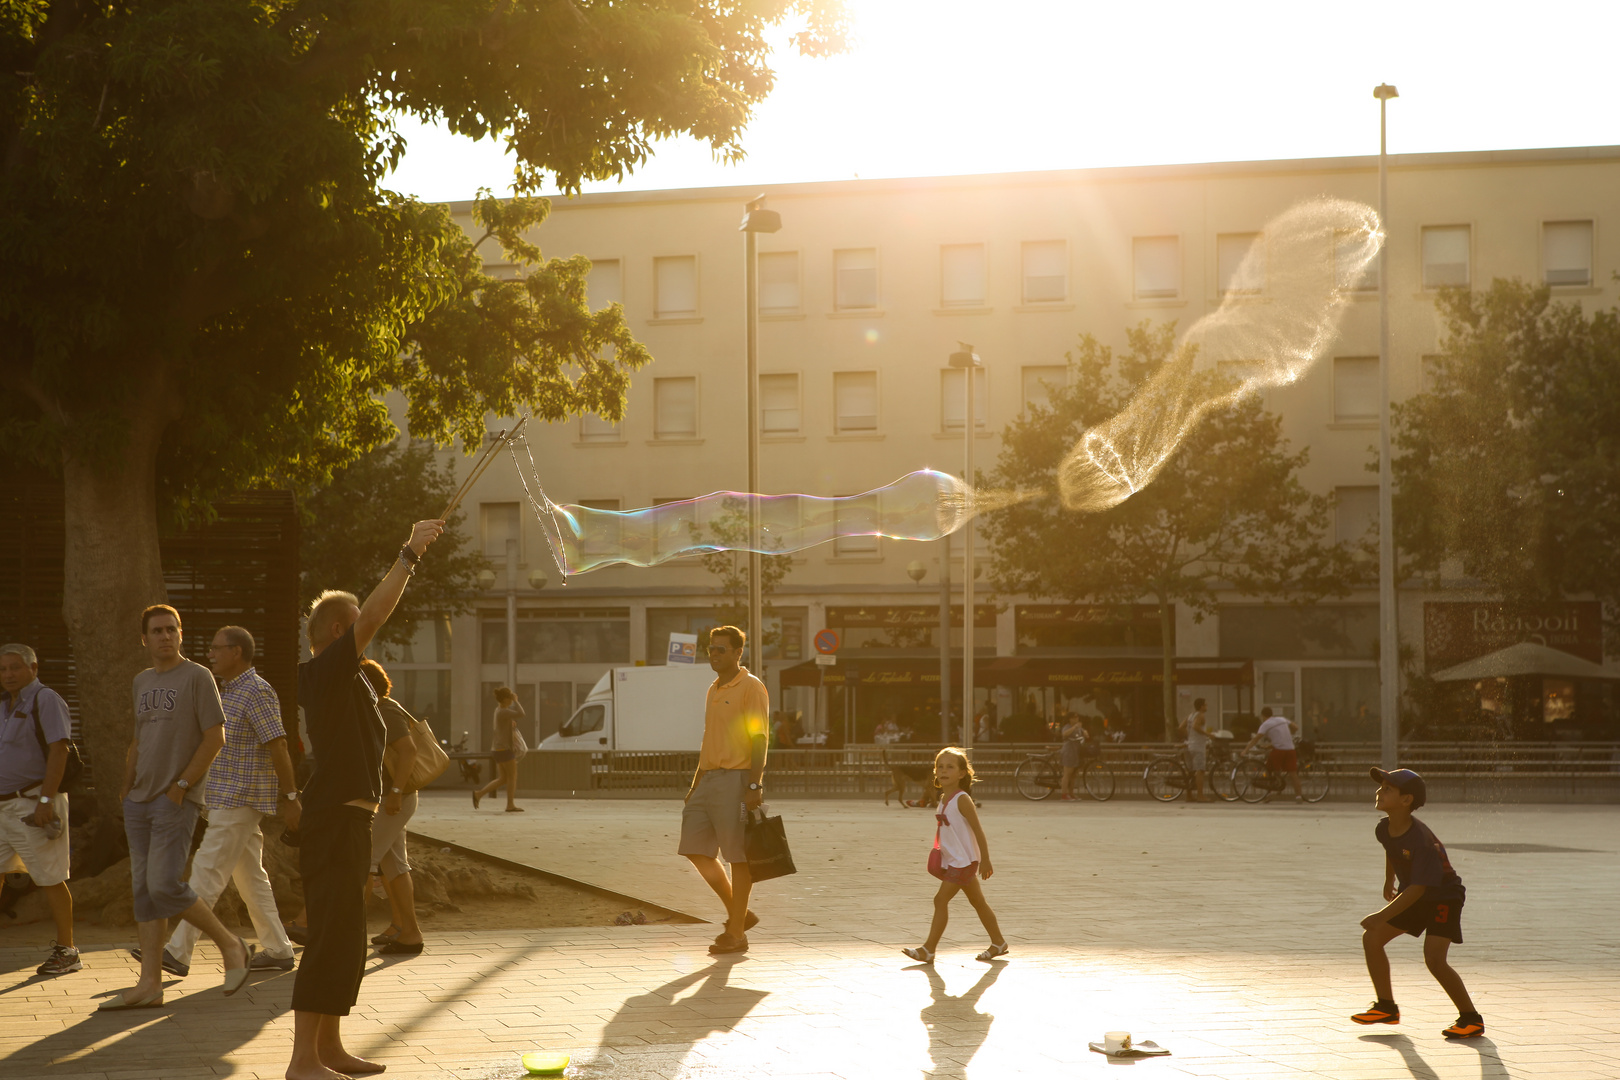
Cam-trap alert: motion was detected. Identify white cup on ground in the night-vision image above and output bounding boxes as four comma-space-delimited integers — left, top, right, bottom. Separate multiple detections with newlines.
1104, 1032, 1131, 1054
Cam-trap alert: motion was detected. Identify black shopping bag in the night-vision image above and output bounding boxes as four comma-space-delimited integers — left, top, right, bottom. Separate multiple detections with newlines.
744, 810, 797, 882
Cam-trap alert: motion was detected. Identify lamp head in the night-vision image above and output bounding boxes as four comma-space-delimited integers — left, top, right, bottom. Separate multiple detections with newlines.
948, 341, 981, 368
528, 569, 548, 590
476, 568, 496, 589
740, 194, 782, 234
906, 561, 928, 584
1373, 84, 1399, 100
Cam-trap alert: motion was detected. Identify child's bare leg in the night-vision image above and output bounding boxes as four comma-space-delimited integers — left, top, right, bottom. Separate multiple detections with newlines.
1362, 922, 1403, 1001
1422, 935, 1475, 1014
922, 882, 960, 952
959, 878, 1005, 947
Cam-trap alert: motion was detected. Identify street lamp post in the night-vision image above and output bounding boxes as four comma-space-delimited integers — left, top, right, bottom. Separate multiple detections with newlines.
939, 534, 952, 744
1375, 83, 1399, 770
949, 343, 982, 749
741, 196, 782, 673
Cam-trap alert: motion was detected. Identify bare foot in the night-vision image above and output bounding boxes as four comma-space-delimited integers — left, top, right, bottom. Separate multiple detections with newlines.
285, 1064, 351, 1080
322, 1052, 385, 1075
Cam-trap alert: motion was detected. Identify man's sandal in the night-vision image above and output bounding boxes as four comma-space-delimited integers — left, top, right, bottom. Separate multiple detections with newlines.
712, 910, 760, 944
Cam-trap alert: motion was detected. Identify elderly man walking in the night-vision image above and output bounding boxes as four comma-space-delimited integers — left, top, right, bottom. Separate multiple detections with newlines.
289, 518, 443, 1080
0, 643, 80, 976
154, 626, 301, 975
103, 605, 253, 1010
679, 625, 769, 957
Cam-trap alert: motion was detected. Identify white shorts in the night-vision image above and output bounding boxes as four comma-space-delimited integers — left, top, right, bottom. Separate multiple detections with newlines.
0, 792, 70, 886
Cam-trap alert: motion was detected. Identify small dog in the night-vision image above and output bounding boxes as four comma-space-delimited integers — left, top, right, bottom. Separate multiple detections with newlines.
882, 749, 939, 808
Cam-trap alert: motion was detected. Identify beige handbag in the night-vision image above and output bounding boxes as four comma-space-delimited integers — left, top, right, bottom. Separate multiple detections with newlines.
381, 698, 451, 792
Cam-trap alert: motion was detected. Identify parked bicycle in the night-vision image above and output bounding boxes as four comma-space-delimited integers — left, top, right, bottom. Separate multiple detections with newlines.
1014, 744, 1115, 802
1233, 740, 1330, 803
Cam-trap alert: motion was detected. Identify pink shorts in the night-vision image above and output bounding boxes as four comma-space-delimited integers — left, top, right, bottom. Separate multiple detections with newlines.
935, 861, 979, 884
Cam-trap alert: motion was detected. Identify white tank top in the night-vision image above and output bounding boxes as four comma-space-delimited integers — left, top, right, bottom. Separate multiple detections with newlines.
935, 790, 981, 869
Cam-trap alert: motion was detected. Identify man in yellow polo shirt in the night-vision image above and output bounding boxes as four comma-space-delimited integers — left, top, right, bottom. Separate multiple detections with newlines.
679, 625, 768, 955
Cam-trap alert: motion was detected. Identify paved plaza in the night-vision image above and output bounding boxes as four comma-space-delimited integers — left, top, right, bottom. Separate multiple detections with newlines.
2, 794, 1616, 1079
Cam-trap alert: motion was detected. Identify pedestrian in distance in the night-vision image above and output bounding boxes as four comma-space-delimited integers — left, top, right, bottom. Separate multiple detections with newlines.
1058, 712, 1086, 801
1243, 706, 1304, 802
1184, 697, 1211, 802
154, 626, 300, 976
289, 518, 443, 1080
1352, 767, 1484, 1039
472, 686, 523, 811
0, 643, 80, 975
902, 747, 1009, 965
360, 658, 425, 955
679, 625, 768, 957
103, 605, 254, 1010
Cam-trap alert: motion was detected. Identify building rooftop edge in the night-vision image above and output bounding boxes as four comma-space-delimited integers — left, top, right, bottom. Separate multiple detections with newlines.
440, 144, 1620, 214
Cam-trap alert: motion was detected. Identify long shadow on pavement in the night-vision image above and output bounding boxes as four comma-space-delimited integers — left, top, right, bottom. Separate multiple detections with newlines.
913, 961, 1004, 1079
573, 955, 769, 1078
1360, 1032, 1509, 1080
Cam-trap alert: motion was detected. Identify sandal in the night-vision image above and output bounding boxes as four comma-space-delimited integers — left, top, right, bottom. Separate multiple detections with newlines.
472, 789, 482, 809
371, 925, 402, 946
975, 941, 1010, 962
901, 946, 935, 963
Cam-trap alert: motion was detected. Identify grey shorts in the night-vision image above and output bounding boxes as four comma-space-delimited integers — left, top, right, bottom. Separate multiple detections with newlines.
679, 769, 748, 864
370, 791, 417, 878
1187, 747, 1207, 772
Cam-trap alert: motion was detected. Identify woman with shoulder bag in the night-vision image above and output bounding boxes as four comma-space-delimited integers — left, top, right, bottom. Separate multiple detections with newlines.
473, 686, 525, 812
360, 660, 426, 954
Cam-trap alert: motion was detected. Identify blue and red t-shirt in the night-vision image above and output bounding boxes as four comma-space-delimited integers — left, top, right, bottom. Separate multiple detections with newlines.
1376, 815, 1464, 896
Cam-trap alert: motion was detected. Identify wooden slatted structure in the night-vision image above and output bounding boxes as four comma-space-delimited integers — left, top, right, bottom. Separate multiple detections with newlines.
0, 475, 300, 777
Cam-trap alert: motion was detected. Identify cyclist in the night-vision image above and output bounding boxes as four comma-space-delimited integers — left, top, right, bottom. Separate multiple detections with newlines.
1243, 706, 1304, 803
1058, 713, 1087, 801
1183, 698, 1211, 802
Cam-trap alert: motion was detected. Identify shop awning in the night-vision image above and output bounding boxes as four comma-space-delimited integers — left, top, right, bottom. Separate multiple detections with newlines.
778, 656, 1253, 688
1430, 642, 1620, 683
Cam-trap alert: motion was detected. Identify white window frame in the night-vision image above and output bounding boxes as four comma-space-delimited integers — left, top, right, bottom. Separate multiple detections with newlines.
480, 502, 522, 559
1216, 232, 1265, 296
833, 370, 879, 434
1020, 365, 1068, 414
1332, 357, 1379, 424
758, 250, 801, 314
653, 376, 699, 439
586, 257, 624, 312
1542, 220, 1594, 288
1020, 240, 1068, 304
832, 494, 880, 556
1133, 236, 1181, 300
834, 248, 880, 311
1333, 486, 1380, 547
939, 243, 987, 308
759, 372, 801, 435
1421, 225, 1471, 291
1334, 230, 1378, 293
653, 254, 700, 318
940, 367, 989, 431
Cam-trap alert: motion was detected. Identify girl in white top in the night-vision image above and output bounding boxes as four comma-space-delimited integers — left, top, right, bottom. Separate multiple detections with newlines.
902, 747, 1008, 964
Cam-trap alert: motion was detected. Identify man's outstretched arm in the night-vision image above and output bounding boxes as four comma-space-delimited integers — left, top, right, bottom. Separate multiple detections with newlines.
354, 520, 444, 656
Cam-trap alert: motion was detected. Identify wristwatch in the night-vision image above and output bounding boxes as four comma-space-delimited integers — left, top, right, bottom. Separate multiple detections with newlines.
175, 778, 191, 792
390, 786, 402, 795
747, 781, 762, 792
282, 791, 300, 803
37, 795, 52, 805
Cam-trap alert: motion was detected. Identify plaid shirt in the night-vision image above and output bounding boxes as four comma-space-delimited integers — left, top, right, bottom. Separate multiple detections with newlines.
207, 667, 286, 813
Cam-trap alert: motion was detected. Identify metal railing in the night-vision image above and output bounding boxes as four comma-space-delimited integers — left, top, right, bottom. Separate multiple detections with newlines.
552, 742, 1620, 802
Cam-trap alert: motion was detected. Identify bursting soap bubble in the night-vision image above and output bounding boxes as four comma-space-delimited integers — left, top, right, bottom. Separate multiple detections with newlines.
503, 196, 1383, 577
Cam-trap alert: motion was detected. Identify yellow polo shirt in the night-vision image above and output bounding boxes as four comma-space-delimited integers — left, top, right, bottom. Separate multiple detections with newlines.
698, 667, 770, 771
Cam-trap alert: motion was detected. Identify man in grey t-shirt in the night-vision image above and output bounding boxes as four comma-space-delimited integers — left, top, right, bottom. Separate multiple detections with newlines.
103, 605, 252, 1011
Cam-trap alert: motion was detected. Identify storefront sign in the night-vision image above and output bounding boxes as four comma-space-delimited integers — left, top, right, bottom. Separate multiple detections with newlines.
1424, 601, 1603, 671
1015, 604, 1160, 628
827, 604, 997, 628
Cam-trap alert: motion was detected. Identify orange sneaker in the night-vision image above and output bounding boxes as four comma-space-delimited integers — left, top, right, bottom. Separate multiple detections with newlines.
1442, 1013, 1484, 1039
1351, 1000, 1400, 1025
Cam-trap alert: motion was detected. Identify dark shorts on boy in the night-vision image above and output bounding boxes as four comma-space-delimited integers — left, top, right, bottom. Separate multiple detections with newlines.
1388, 888, 1465, 943
679, 769, 747, 863
1267, 748, 1298, 773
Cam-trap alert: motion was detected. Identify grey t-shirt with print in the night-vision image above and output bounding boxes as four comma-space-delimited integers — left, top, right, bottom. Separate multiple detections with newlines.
130, 659, 226, 804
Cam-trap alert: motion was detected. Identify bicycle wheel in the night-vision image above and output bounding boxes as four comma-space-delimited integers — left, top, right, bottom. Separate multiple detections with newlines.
1234, 759, 1269, 803
1207, 760, 1238, 802
1014, 758, 1056, 801
1300, 761, 1330, 803
1082, 761, 1115, 802
1144, 759, 1184, 802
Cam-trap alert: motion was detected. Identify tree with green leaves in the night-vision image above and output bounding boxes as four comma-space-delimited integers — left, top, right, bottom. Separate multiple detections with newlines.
1392, 281, 1620, 632
0, 0, 845, 820
299, 440, 484, 646
982, 323, 1353, 739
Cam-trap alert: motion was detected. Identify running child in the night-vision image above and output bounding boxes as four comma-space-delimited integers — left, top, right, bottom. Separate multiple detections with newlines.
901, 747, 1008, 964
1352, 767, 1484, 1039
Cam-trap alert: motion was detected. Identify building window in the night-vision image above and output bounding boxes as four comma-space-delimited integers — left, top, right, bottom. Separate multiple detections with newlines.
1333, 357, 1379, 422
758, 251, 800, 312
834, 371, 878, 432
654, 377, 697, 438
834, 248, 879, 310
480, 502, 520, 558
940, 244, 986, 307
1021, 240, 1067, 303
1334, 486, 1379, 545
481, 609, 631, 665
580, 413, 621, 442
760, 373, 800, 434
940, 368, 988, 431
1335, 230, 1378, 292
1543, 221, 1593, 287
1020, 365, 1067, 413
577, 498, 621, 558
1216, 233, 1264, 295
1133, 236, 1180, 299
833, 493, 879, 555
587, 258, 622, 311
653, 255, 698, 316
1421, 226, 1470, 289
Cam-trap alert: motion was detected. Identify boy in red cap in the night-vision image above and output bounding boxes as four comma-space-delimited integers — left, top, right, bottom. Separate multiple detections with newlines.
1352, 767, 1483, 1038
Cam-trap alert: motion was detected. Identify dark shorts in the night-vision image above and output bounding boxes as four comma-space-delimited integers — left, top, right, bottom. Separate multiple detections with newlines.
492, 749, 518, 764
1389, 890, 1465, 943
1267, 748, 1298, 773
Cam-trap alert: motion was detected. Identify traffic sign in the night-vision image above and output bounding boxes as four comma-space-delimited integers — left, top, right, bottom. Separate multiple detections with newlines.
815, 654, 837, 667
813, 629, 841, 655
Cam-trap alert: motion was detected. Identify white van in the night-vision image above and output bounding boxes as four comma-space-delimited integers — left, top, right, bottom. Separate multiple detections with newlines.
539, 664, 717, 751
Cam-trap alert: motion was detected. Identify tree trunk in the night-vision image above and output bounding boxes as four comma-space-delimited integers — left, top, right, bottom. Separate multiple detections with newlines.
60, 411, 169, 826
1159, 597, 1177, 742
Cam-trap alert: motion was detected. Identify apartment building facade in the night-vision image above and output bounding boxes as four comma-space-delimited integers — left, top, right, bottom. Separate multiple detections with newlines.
373, 145, 1620, 750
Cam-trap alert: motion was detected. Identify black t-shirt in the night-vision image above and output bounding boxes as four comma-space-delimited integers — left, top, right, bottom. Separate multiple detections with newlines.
297, 625, 386, 812
1376, 816, 1464, 895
